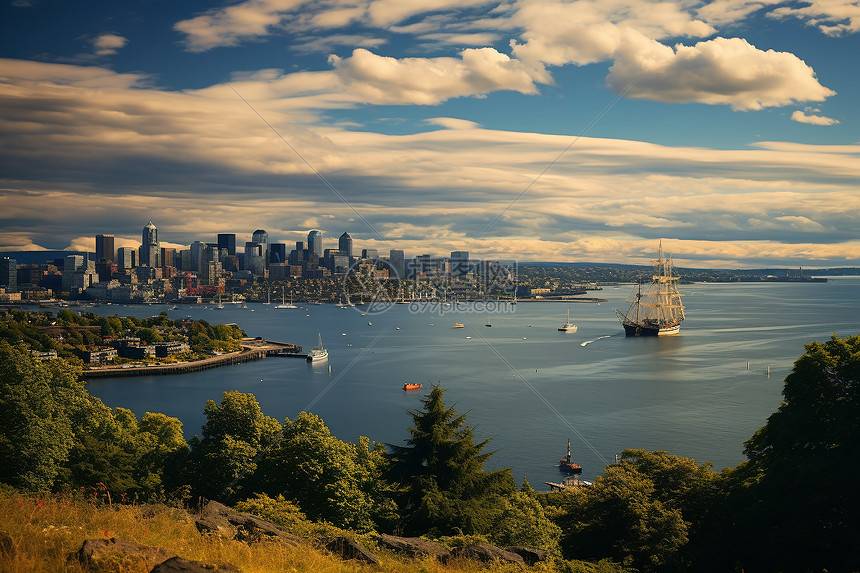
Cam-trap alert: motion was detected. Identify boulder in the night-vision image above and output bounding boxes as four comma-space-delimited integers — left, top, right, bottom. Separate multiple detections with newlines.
195, 500, 301, 546
453, 543, 525, 567
150, 556, 240, 572
73, 537, 170, 569
504, 546, 549, 566
323, 536, 380, 565
376, 533, 451, 562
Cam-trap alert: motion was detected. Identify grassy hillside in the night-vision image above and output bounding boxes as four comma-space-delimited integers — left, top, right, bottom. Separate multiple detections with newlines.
0, 490, 552, 573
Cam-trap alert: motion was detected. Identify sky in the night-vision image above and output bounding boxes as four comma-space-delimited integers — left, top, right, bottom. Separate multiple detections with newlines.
0, 0, 858, 268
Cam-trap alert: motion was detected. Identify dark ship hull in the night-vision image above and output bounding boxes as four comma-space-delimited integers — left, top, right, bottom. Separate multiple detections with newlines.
622, 321, 681, 337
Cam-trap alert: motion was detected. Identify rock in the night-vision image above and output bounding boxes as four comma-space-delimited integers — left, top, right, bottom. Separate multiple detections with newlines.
323, 536, 380, 565
504, 546, 548, 566
453, 543, 525, 566
150, 556, 240, 572
0, 531, 15, 559
376, 533, 451, 562
195, 500, 301, 546
73, 537, 170, 569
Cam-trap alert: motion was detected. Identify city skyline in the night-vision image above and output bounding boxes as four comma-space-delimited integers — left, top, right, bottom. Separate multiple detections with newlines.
1, 1, 859, 269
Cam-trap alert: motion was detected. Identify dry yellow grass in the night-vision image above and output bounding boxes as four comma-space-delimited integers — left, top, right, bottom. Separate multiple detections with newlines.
0, 491, 540, 573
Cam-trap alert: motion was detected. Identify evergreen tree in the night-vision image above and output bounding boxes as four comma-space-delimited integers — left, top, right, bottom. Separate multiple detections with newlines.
386, 384, 515, 536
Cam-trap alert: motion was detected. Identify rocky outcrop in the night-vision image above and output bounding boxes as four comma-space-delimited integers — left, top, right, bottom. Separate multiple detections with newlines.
149, 556, 240, 572
322, 536, 380, 565
376, 533, 451, 562
72, 538, 170, 570
452, 543, 525, 567
504, 546, 549, 566
194, 500, 301, 546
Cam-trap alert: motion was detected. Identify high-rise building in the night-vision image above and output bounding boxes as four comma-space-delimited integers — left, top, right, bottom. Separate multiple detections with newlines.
140, 221, 160, 267
361, 248, 379, 260
450, 251, 470, 278
389, 250, 405, 280
308, 230, 323, 257
95, 234, 115, 262
252, 230, 269, 267
244, 242, 265, 276
269, 243, 286, 264
217, 233, 236, 256
0, 257, 17, 293
338, 232, 353, 259
116, 247, 136, 269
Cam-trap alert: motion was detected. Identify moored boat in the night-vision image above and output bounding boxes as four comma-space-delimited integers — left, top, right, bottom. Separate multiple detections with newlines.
307, 333, 328, 362
403, 382, 422, 390
558, 309, 577, 332
453, 322, 465, 328
558, 439, 582, 474
616, 240, 685, 336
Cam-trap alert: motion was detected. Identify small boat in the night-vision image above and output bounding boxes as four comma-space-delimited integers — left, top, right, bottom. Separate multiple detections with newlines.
465, 336, 472, 339
558, 309, 578, 332
558, 439, 583, 474
307, 333, 328, 362
403, 383, 422, 391
368, 321, 372, 326
275, 287, 297, 309
453, 322, 465, 328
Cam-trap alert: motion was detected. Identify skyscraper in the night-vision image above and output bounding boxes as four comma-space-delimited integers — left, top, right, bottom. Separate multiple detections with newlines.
140, 221, 159, 267
95, 234, 115, 262
244, 242, 265, 276
217, 233, 236, 256
308, 230, 323, 257
338, 232, 353, 259
0, 257, 16, 293
450, 251, 470, 278
252, 230, 269, 267
269, 243, 286, 264
389, 250, 405, 280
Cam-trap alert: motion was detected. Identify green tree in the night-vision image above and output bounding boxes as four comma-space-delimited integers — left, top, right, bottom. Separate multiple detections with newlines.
386, 385, 515, 536
258, 412, 393, 531
0, 342, 84, 490
186, 391, 281, 502
708, 334, 860, 572
491, 491, 562, 551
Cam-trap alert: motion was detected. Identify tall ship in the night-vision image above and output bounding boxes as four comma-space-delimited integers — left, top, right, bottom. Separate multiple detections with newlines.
306, 333, 328, 362
616, 241, 685, 336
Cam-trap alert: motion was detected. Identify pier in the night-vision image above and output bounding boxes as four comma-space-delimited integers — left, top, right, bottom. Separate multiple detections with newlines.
81, 339, 302, 379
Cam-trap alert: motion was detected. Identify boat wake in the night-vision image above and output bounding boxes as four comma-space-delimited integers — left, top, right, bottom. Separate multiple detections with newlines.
581, 335, 611, 347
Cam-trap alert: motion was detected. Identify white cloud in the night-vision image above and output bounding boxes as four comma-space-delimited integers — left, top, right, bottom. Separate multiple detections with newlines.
607, 36, 836, 110
175, 0, 306, 52
92, 33, 127, 56
768, 0, 860, 36
328, 48, 541, 105
791, 109, 840, 125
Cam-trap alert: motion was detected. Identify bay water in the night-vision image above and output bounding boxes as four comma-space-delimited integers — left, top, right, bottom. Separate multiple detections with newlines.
79, 277, 859, 488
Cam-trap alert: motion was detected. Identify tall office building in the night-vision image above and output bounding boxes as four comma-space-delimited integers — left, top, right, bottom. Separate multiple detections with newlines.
269, 243, 286, 264
361, 248, 379, 260
450, 251, 470, 278
140, 221, 160, 267
116, 247, 136, 269
95, 234, 115, 262
217, 233, 236, 256
252, 230, 269, 267
244, 242, 265, 276
389, 250, 405, 280
338, 232, 353, 259
308, 230, 323, 257
0, 257, 16, 293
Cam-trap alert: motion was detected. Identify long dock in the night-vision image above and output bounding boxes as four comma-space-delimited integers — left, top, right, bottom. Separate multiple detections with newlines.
81, 340, 302, 379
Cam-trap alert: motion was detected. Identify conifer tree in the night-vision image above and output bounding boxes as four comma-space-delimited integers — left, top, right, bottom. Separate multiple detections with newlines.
386, 385, 514, 535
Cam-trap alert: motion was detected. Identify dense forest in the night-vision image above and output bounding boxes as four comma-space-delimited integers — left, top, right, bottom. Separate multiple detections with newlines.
1, 334, 858, 572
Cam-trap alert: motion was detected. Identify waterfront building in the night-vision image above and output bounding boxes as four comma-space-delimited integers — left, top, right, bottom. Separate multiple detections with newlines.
95, 234, 115, 262
389, 249, 406, 280
308, 230, 323, 257
217, 233, 236, 256
0, 257, 17, 293
339, 232, 353, 259
140, 221, 160, 267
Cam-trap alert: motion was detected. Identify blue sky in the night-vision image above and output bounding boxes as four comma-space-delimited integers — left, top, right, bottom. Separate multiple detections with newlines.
1, 0, 858, 267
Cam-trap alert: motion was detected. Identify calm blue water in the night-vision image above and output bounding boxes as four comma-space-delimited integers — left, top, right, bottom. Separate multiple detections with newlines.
72, 277, 859, 488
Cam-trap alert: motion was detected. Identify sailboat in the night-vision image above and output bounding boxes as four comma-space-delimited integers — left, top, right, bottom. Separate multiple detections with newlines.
275, 287, 297, 309
215, 294, 224, 309
306, 333, 328, 362
558, 309, 577, 332
616, 240, 685, 336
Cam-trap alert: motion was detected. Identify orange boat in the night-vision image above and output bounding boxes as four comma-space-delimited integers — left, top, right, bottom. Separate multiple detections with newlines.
403, 383, 422, 391
558, 439, 583, 474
